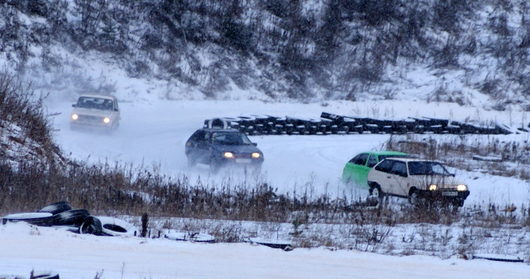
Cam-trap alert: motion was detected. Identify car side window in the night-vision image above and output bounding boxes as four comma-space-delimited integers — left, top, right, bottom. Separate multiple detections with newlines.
352, 153, 369, 165
189, 130, 205, 143
390, 161, 407, 176
367, 154, 378, 167
375, 159, 393, 173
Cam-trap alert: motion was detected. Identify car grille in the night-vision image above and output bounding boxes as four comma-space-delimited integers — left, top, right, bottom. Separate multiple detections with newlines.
77, 115, 103, 123
235, 153, 252, 159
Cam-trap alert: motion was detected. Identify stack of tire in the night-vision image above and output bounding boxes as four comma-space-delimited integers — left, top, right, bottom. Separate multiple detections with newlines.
1, 202, 135, 237
203, 112, 514, 136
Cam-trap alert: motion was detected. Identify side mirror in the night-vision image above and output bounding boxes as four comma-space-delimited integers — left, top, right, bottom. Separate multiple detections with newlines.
252, 142, 257, 146
72, 104, 77, 108
114, 108, 119, 112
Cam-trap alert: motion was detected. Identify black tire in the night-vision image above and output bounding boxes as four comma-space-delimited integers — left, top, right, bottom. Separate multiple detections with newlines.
187, 156, 197, 168
30, 272, 60, 279
453, 200, 464, 207
79, 216, 104, 235
53, 209, 90, 226
38, 201, 72, 215
209, 159, 221, 174
369, 185, 384, 205
408, 190, 420, 205
102, 223, 128, 236
2, 212, 56, 226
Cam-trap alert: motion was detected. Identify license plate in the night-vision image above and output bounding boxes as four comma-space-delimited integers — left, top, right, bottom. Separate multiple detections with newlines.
442, 192, 458, 197
235, 159, 251, 164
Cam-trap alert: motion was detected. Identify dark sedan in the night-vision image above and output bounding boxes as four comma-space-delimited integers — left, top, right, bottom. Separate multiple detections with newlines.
185, 128, 264, 173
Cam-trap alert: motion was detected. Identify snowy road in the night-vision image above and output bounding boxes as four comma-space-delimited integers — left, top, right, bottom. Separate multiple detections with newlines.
45, 99, 529, 206
1, 223, 529, 279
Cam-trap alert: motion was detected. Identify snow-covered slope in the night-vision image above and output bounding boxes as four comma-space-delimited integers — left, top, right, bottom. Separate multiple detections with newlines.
0, 0, 528, 109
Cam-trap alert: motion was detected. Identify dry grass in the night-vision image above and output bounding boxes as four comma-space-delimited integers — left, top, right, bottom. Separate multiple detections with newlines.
385, 134, 530, 180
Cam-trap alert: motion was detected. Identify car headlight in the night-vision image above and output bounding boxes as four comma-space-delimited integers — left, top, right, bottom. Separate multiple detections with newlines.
223, 152, 234, 159
103, 117, 111, 124
456, 184, 467, 191
71, 114, 79, 120
251, 152, 261, 159
428, 184, 438, 191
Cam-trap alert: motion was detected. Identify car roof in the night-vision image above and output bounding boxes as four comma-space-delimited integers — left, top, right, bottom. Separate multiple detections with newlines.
200, 128, 242, 133
78, 94, 116, 100
384, 157, 440, 163
369, 151, 408, 156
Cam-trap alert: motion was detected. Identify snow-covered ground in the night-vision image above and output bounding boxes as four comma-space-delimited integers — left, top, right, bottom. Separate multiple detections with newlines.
2, 98, 522, 278
44, 99, 530, 206
0, 222, 529, 279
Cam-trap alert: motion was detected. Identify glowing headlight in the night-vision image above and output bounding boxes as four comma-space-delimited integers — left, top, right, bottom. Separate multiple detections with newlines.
103, 117, 111, 124
428, 184, 438, 191
71, 114, 79, 120
456, 184, 467, 191
223, 152, 234, 159
251, 152, 261, 159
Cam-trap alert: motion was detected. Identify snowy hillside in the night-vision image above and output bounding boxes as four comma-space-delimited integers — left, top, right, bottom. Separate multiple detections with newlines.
0, 0, 528, 109
0, 1, 529, 278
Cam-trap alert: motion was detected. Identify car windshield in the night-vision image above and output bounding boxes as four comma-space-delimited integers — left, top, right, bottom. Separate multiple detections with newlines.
77, 97, 114, 110
408, 161, 451, 176
212, 132, 252, 145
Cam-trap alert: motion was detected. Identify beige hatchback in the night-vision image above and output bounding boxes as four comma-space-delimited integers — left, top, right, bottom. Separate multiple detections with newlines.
367, 158, 469, 206
70, 94, 121, 131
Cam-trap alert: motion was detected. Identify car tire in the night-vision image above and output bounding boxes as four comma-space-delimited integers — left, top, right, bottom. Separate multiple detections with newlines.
210, 163, 220, 174
30, 272, 60, 279
187, 156, 197, 168
408, 189, 425, 207
453, 200, 464, 207
38, 201, 72, 215
79, 216, 104, 235
369, 184, 384, 204
53, 209, 90, 226
2, 212, 56, 226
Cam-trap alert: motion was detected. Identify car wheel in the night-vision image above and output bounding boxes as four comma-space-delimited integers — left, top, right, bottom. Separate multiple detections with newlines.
369, 185, 384, 204
453, 200, 464, 207
210, 162, 220, 174
187, 156, 197, 168
408, 189, 423, 206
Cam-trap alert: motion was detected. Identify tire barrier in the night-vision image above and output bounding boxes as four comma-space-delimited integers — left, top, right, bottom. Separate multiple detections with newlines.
1, 202, 136, 237
203, 112, 515, 135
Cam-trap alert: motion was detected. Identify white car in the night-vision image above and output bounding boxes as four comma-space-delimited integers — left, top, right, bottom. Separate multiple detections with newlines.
367, 158, 469, 206
70, 94, 120, 131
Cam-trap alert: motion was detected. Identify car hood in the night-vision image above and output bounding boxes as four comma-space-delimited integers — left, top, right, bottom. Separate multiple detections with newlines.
408, 175, 465, 188
72, 108, 114, 117
213, 144, 261, 153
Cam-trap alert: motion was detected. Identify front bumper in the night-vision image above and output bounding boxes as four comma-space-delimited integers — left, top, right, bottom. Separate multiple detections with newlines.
419, 189, 470, 203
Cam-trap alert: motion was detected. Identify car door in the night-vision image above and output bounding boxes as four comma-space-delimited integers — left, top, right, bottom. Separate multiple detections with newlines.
186, 130, 206, 162
369, 159, 394, 193
388, 161, 409, 196
197, 131, 212, 163
349, 153, 370, 185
